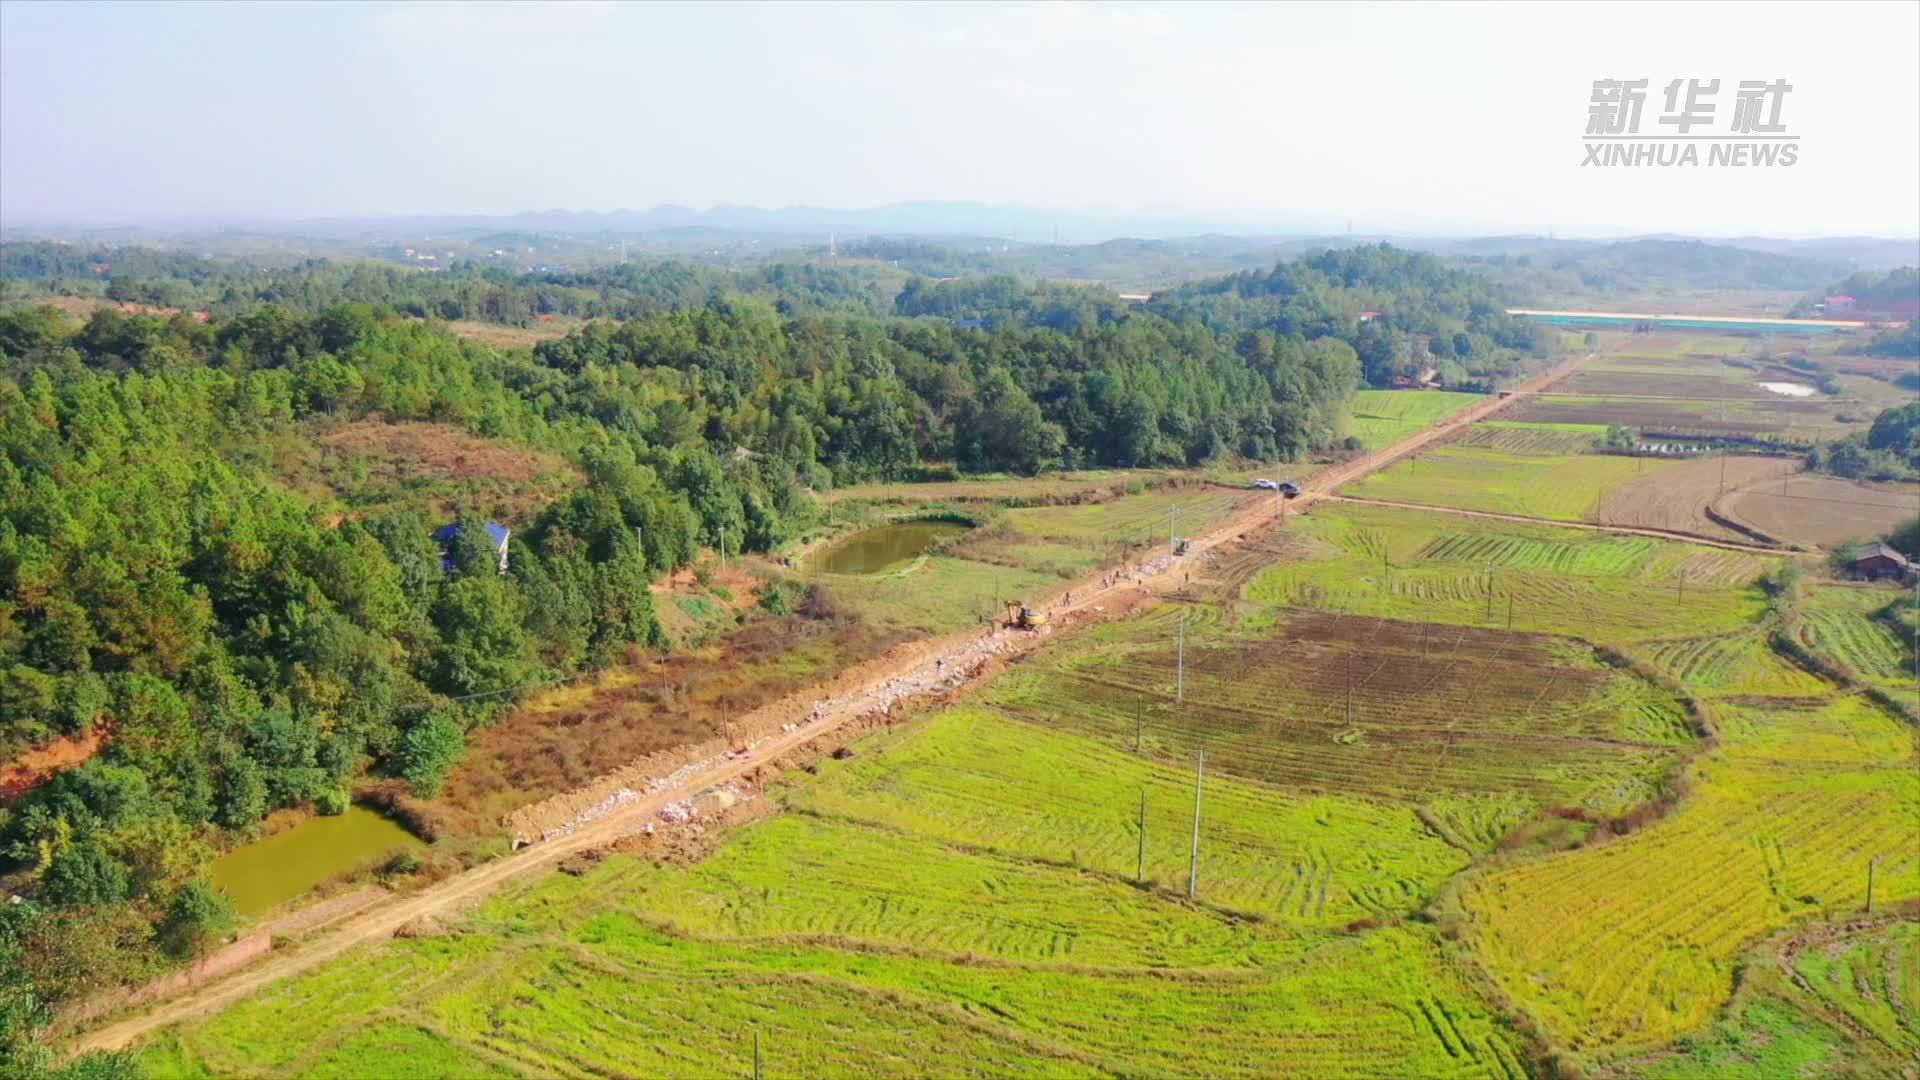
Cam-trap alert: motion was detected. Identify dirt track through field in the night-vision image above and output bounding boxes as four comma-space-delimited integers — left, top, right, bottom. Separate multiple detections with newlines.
69, 353, 1590, 1056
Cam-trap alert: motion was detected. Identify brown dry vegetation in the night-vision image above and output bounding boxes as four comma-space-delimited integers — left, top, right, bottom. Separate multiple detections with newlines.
1593, 455, 1799, 540
994, 609, 1694, 815
301, 418, 580, 523
435, 318, 581, 350
410, 613, 907, 839
1717, 474, 1920, 548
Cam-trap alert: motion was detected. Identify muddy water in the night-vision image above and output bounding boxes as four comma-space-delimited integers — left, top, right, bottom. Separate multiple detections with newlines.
212, 807, 422, 916
817, 520, 970, 575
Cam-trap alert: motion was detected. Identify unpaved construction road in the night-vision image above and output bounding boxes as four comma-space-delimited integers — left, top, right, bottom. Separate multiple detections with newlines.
72, 352, 1589, 1056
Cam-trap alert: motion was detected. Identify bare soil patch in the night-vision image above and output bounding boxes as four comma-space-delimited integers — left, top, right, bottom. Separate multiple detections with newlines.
0, 730, 105, 801
1593, 455, 1798, 540
1717, 474, 1920, 548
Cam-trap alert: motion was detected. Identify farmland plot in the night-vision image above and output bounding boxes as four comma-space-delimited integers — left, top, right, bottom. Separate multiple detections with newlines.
1245, 503, 1775, 643
1717, 473, 1920, 549
791, 706, 1467, 925
145, 713, 1531, 1079
1342, 442, 1671, 522
1346, 389, 1485, 447
1797, 585, 1915, 687
1460, 696, 1920, 1053
1592, 454, 1797, 540
1508, 394, 1844, 441
978, 608, 1694, 844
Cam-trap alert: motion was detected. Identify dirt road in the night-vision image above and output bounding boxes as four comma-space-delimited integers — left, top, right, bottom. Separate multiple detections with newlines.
70, 353, 1587, 1056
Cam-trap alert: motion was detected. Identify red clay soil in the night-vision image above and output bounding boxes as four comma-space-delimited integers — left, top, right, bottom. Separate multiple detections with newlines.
0, 730, 104, 801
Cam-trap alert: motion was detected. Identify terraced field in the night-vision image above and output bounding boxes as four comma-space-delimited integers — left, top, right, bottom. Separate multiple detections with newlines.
984, 609, 1692, 830
1633, 630, 1830, 698
129, 493, 1915, 1079
1460, 696, 1920, 1052
790, 706, 1467, 924
1798, 585, 1915, 687
1244, 503, 1775, 643
144, 705, 1532, 1079
1790, 921, 1920, 1061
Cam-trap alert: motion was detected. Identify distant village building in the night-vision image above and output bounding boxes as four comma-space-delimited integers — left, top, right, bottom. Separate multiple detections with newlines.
1358, 310, 1383, 323
1849, 542, 1912, 581
1823, 295, 1856, 314
435, 521, 511, 575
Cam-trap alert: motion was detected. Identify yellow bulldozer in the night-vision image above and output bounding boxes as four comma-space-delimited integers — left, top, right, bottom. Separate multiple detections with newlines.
1004, 600, 1050, 631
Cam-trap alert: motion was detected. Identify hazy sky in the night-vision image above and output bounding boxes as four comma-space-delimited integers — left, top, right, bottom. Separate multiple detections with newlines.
2, 0, 1916, 236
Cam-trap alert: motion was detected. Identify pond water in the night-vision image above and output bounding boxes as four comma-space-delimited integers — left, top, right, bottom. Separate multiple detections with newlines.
817, 520, 970, 575
1756, 381, 1817, 397
212, 807, 423, 916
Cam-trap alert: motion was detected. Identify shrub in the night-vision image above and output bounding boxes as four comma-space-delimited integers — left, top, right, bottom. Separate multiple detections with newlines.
314, 787, 350, 816
157, 881, 234, 960
395, 712, 465, 799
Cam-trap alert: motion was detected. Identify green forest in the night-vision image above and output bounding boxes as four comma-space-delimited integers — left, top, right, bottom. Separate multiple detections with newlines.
0, 242, 1549, 1072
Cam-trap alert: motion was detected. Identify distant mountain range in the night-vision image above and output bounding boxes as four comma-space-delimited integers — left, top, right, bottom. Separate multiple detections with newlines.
8, 201, 1916, 268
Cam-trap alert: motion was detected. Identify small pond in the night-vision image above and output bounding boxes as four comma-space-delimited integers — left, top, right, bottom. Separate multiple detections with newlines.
212, 806, 423, 916
817, 519, 970, 575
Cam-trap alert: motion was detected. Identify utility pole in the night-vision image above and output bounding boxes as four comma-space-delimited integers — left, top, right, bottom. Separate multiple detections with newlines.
1136, 700, 1144, 753
1507, 593, 1514, 631
1677, 571, 1685, 606
753, 1030, 762, 1080
1169, 503, 1178, 550
1137, 790, 1147, 883
1177, 613, 1186, 701
1867, 855, 1884, 914
1345, 651, 1353, 725
1486, 561, 1495, 622
719, 523, 726, 569
1188, 750, 1204, 900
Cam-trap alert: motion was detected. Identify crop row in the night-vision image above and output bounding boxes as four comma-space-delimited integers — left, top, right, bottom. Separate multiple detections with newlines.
1634, 631, 1829, 697
1791, 921, 1920, 1059
1800, 607, 1913, 686
788, 706, 1466, 925
1460, 695, 1920, 1051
